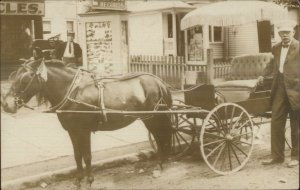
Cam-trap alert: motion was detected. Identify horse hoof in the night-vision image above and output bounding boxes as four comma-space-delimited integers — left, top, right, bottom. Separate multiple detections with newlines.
159, 163, 164, 171
73, 179, 82, 189
87, 175, 94, 185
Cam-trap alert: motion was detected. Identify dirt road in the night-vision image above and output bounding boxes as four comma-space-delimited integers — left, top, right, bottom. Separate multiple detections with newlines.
23, 142, 299, 190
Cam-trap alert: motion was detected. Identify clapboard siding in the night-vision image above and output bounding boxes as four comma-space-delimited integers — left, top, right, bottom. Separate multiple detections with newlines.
209, 42, 224, 59
228, 23, 259, 58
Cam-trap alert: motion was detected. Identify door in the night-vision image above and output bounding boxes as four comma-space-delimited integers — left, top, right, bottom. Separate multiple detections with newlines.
257, 20, 272, 53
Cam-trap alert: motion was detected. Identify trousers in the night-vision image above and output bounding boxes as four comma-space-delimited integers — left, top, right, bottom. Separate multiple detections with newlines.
271, 73, 299, 160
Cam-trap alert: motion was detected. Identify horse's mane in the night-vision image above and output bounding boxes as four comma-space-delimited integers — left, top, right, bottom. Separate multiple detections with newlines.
44, 59, 67, 67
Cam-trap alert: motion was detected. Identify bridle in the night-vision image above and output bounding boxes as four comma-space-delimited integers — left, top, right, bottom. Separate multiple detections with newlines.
13, 61, 45, 109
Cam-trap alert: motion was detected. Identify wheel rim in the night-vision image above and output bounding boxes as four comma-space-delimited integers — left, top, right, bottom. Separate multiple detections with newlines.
148, 113, 196, 159
200, 103, 254, 175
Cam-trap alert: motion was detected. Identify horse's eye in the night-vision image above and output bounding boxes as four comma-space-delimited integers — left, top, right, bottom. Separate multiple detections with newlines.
29, 73, 35, 77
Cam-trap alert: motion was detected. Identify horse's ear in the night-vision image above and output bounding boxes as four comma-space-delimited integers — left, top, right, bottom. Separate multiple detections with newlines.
36, 59, 48, 81
8, 71, 17, 81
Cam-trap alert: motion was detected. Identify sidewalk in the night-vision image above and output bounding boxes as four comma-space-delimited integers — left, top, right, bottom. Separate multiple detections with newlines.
1, 104, 153, 189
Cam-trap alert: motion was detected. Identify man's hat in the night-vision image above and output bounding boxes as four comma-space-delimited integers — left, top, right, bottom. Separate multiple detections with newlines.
276, 20, 297, 32
67, 31, 75, 37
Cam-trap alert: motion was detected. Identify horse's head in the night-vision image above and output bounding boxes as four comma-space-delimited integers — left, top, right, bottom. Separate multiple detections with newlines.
2, 59, 47, 113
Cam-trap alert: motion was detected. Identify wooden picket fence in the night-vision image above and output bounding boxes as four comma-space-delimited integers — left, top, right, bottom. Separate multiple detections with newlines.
213, 59, 232, 80
129, 55, 207, 88
129, 55, 232, 89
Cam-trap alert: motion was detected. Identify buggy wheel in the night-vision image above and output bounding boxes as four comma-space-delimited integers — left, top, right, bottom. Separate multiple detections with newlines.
148, 113, 197, 159
200, 103, 254, 175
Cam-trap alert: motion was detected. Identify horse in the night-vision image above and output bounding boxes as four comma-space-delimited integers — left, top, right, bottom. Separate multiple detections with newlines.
1, 59, 173, 189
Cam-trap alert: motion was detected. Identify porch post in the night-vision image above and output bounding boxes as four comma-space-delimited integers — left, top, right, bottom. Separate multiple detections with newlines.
203, 24, 209, 62
206, 48, 214, 85
172, 10, 177, 56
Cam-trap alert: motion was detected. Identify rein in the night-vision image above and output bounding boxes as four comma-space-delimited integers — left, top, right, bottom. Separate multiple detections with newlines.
14, 62, 45, 110
45, 68, 82, 112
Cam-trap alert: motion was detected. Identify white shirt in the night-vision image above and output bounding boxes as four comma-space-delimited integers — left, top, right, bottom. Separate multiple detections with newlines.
63, 42, 75, 58
279, 42, 291, 73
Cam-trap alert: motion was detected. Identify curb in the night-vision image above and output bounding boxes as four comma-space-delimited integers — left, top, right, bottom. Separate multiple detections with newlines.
2, 149, 155, 190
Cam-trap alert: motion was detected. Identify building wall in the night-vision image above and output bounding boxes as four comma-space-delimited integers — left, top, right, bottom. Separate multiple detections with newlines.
209, 42, 223, 59
43, 0, 79, 41
227, 23, 259, 58
129, 12, 163, 55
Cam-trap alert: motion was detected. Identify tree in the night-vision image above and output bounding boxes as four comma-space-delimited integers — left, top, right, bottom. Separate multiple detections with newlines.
273, 0, 300, 8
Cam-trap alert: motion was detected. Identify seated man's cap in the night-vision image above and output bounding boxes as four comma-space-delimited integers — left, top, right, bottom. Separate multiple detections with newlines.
276, 20, 297, 32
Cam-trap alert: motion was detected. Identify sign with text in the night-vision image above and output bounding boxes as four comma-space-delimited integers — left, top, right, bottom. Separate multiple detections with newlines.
0, 1, 44, 16
92, 0, 126, 10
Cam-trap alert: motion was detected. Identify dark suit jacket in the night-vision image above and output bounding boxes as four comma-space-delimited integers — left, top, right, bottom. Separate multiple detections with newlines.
56, 42, 82, 60
263, 38, 300, 111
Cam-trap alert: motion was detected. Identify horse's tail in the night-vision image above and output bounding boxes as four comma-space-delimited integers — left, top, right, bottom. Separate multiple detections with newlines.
159, 82, 172, 109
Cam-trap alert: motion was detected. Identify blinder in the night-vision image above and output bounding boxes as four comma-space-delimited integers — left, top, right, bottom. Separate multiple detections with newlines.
13, 60, 46, 109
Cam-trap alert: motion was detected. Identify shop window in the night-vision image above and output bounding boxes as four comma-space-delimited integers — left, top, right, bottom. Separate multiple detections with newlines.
209, 26, 223, 42
43, 21, 51, 34
67, 21, 74, 33
187, 26, 203, 61
167, 14, 173, 38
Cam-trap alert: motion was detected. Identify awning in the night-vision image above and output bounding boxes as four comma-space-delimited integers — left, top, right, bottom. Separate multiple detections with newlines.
181, 1, 288, 30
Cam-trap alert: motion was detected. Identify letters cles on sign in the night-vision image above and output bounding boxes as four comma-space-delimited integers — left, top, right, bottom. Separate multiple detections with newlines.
0, 1, 45, 15
92, 0, 126, 10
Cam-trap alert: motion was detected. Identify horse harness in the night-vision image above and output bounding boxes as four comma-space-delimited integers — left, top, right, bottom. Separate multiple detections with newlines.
14, 61, 45, 109
45, 68, 108, 123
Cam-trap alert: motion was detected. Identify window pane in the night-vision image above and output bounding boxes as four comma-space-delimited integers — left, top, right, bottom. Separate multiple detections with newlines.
209, 26, 212, 42
187, 26, 203, 61
67, 21, 74, 32
214, 26, 222, 42
43, 21, 51, 34
167, 14, 173, 38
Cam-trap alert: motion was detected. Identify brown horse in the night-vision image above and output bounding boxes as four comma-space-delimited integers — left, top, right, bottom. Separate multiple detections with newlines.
1, 59, 173, 188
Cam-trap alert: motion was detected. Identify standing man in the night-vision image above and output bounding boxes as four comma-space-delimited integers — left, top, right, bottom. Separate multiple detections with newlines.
56, 31, 82, 67
258, 20, 299, 168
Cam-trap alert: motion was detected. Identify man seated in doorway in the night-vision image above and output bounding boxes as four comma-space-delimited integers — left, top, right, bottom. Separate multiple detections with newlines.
56, 31, 82, 67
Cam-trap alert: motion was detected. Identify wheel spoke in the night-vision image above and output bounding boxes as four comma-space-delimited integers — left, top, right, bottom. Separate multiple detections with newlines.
229, 106, 236, 132
229, 143, 241, 166
235, 120, 251, 132
233, 139, 252, 146
213, 113, 227, 134
220, 143, 227, 171
176, 131, 190, 146
204, 139, 225, 147
231, 112, 245, 130
174, 132, 183, 151
206, 141, 226, 158
233, 132, 253, 139
228, 142, 232, 171
231, 142, 248, 157
209, 116, 225, 136
177, 128, 194, 136
204, 132, 226, 139
212, 142, 226, 167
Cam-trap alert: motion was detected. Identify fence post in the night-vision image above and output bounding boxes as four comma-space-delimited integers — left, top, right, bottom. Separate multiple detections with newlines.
206, 48, 214, 84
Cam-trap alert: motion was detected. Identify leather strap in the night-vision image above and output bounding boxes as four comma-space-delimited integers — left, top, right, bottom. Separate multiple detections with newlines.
96, 81, 107, 122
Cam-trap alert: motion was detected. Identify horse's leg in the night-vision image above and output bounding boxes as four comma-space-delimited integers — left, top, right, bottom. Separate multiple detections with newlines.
81, 130, 94, 187
143, 114, 172, 170
68, 130, 84, 188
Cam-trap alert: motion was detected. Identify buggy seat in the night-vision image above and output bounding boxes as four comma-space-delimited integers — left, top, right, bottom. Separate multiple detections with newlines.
214, 53, 273, 102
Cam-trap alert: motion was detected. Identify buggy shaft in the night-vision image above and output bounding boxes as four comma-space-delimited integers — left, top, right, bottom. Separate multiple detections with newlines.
56, 109, 207, 115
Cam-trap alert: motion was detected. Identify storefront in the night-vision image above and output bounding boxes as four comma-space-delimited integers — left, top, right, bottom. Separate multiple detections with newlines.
78, 0, 129, 75
0, 0, 44, 78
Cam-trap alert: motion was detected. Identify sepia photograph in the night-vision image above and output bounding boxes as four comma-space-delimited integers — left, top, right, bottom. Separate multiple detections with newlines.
1, 0, 299, 189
